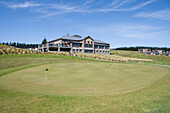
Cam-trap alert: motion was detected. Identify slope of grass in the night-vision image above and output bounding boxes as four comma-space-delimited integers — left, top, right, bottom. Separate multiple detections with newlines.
0, 54, 169, 112
111, 50, 170, 65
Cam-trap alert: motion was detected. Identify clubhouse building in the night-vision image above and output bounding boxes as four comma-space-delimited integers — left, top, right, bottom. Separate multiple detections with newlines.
38, 34, 110, 54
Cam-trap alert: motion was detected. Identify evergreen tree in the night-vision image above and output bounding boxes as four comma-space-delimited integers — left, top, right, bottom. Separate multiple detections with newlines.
42, 37, 47, 44
13, 42, 16, 47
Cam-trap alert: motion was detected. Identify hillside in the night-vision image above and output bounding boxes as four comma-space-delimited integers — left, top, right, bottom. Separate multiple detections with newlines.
111, 50, 170, 65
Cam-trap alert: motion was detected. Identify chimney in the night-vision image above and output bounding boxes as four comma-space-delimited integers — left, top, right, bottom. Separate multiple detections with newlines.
66, 33, 69, 36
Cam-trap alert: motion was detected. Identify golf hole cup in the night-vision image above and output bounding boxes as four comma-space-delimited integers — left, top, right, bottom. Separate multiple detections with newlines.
45, 69, 48, 79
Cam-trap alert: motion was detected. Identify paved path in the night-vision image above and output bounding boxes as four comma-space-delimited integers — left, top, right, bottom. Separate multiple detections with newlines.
143, 63, 170, 68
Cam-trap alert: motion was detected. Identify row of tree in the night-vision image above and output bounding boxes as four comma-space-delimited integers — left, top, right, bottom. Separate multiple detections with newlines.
115, 46, 170, 51
1, 42, 39, 49
1, 38, 48, 49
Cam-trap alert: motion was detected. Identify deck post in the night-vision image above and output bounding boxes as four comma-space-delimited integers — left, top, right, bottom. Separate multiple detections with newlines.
82, 40, 85, 53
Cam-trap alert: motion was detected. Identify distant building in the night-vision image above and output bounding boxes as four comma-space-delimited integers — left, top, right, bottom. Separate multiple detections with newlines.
145, 51, 151, 55
150, 51, 160, 56
139, 48, 168, 56
138, 49, 151, 53
38, 34, 110, 54
155, 50, 165, 55
164, 51, 170, 56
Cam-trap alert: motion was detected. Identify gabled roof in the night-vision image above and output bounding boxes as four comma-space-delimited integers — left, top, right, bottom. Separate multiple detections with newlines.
48, 34, 110, 45
61, 35, 85, 40
94, 40, 109, 45
48, 35, 85, 43
84, 36, 94, 41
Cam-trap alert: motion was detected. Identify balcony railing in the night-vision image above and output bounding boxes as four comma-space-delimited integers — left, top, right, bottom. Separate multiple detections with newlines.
60, 45, 70, 47
49, 44, 58, 47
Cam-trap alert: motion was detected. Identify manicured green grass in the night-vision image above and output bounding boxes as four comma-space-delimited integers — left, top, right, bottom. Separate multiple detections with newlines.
0, 54, 169, 112
0, 62, 167, 96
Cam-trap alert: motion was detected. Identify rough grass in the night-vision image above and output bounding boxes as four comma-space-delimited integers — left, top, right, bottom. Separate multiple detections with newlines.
111, 50, 170, 65
0, 54, 169, 113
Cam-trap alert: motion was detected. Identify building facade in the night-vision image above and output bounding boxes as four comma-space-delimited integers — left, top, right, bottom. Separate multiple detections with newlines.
138, 49, 168, 56
38, 34, 110, 54
138, 49, 151, 53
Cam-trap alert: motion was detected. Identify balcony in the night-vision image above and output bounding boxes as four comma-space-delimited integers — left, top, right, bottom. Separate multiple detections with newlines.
42, 44, 47, 48
49, 44, 58, 47
84, 44, 93, 48
60, 44, 70, 48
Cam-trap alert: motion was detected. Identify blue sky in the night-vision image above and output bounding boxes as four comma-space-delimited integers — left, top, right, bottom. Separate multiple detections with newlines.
0, 0, 170, 48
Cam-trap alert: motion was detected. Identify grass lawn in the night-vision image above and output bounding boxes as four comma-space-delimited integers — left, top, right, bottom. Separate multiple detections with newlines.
0, 54, 169, 112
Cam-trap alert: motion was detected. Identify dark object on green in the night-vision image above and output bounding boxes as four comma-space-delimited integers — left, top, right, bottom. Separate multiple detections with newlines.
46, 69, 48, 71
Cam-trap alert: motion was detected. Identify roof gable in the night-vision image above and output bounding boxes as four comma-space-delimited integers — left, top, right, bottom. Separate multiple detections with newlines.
84, 36, 94, 41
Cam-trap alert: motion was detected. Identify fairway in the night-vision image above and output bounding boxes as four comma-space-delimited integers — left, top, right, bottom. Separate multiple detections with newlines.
0, 62, 168, 96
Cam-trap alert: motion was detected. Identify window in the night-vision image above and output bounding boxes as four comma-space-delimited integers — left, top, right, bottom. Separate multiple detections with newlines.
96, 50, 98, 52
94, 45, 98, 48
72, 43, 75, 47
105, 46, 109, 49
76, 49, 78, 51
89, 44, 92, 47
49, 44, 53, 46
85, 50, 93, 53
84, 44, 92, 48
99, 46, 104, 49
73, 49, 75, 51
85, 44, 92, 48
85, 44, 88, 47
88, 41, 90, 43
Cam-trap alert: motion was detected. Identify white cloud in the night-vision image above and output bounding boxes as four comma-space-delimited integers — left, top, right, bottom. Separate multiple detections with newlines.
128, 0, 154, 11
109, 0, 120, 7
134, 9, 170, 20
112, 0, 129, 8
85, 24, 169, 40
83, 0, 96, 5
7, 2, 40, 9
0, 0, 155, 18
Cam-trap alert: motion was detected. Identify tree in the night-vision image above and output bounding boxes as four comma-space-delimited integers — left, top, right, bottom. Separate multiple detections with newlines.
42, 37, 47, 44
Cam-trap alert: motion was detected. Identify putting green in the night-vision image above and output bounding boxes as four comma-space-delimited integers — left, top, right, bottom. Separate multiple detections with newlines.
0, 62, 168, 96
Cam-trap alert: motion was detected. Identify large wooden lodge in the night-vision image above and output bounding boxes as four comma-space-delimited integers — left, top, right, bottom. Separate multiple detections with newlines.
38, 34, 110, 54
